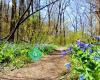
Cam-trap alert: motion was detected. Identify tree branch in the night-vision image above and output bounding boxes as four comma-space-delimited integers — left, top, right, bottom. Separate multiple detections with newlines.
0, 0, 59, 41
0, 0, 32, 41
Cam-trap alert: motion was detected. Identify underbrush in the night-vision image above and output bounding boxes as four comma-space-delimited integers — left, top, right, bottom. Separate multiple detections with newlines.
0, 42, 33, 69
39, 44, 58, 55
0, 42, 57, 69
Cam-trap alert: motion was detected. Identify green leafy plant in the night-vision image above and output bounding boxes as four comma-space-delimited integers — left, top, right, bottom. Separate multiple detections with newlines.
0, 42, 58, 68
62, 40, 100, 80
39, 44, 58, 55
0, 42, 33, 68
71, 45, 100, 80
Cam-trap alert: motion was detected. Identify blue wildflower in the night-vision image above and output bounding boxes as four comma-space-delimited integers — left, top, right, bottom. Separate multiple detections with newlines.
67, 47, 73, 52
61, 47, 73, 57
79, 74, 85, 80
77, 40, 85, 48
65, 63, 71, 70
89, 49, 93, 54
94, 36, 100, 40
76, 40, 91, 52
61, 50, 67, 57
84, 44, 91, 48
81, 47, 86, 52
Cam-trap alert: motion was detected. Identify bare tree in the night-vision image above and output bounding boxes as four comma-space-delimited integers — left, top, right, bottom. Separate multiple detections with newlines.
0, 0, 2, 38
95, 0, 100, 35
8, 0, 16, 42
0, 0, 59, 41
89, 3, 93, 36
19, 0, 26, 16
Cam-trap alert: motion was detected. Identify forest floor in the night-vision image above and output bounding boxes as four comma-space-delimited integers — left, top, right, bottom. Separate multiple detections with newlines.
0, 50, 70, 80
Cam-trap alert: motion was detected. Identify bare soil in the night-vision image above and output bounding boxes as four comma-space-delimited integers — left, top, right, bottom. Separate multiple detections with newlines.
0, 51, 70, 80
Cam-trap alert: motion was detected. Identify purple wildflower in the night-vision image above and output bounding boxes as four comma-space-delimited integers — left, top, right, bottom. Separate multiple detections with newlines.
77, 40, 85, 48
67, 47, 73, 52
94, 36, 100, 40
81, 48, 86, 52
89, 49, 93, 54
61, 47, 73, 57
65, 63, 71, 70
84, 44, 91, 48
61, 50, 67, 57
76, 40, 91, 52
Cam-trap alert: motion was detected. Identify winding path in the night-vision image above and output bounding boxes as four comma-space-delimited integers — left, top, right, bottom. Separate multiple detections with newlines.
0, 50, 70, 80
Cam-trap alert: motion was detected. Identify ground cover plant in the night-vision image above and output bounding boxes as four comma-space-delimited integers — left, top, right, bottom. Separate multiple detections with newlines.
0, 42, 33, 69
28, 44, 58, 61
61, 40, 100, 80
0, 42, 57, 69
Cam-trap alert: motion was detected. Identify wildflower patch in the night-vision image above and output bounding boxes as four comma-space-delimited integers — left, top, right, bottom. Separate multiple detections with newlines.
61, 40, 100, 80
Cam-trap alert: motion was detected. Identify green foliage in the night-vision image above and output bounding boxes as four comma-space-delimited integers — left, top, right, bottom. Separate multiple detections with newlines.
0, 42, 33, 68
39, 44, 58, 55
0, 42, 58, 68
66, 32, 90, 45
70, 45, 100, 79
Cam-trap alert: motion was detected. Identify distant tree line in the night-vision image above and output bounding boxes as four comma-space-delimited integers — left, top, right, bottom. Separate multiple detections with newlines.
0, 0, 99, 45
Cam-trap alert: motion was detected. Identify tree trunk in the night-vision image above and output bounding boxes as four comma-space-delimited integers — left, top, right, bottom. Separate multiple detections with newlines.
0, 0, 2, 38
8, 0, 16, 42
96, 0, 100, 35
18, 0, 26, 42
90, 3, 93, 36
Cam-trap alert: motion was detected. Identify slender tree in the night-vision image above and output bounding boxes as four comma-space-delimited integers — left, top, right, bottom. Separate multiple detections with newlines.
0, 0, 2, 38
18, 0, 26, 41
8, 0, 16, 42
90, 3, 93, 36
19, 0, 26, 16
96, 0, 100, 35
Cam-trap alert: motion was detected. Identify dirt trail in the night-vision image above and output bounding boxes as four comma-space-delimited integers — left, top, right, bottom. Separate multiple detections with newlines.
0, 51, 70, 80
